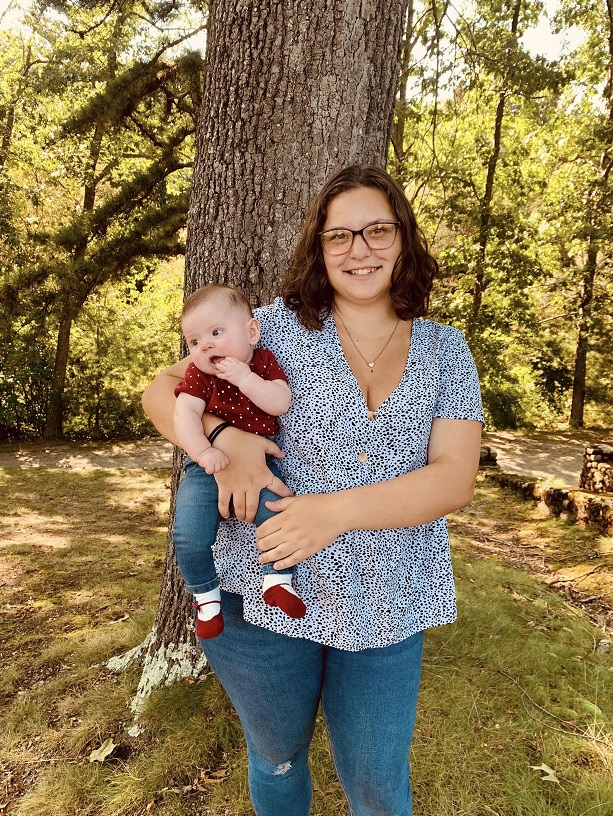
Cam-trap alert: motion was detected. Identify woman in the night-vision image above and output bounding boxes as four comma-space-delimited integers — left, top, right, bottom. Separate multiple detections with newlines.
142, 164, 484, 816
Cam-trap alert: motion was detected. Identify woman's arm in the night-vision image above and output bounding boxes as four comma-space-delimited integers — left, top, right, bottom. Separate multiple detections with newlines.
256, 417, 482, 569
142, 362, 292, 520
142, 359, 190, 446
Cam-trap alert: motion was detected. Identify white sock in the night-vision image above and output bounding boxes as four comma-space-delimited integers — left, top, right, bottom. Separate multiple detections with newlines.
193, 588, 221, 621
262, 573, 299, 597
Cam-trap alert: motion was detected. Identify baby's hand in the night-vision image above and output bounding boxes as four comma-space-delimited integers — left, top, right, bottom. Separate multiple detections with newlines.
214, 356, 251, 387
197, 447, 229, 474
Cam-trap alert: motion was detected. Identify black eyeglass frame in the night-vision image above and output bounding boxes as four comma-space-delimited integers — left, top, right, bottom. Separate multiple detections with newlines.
318, 221, 401, 254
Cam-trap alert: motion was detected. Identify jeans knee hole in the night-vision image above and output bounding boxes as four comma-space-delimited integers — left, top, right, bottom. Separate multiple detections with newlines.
274, 761, 292, 775
248, 748, 304, 780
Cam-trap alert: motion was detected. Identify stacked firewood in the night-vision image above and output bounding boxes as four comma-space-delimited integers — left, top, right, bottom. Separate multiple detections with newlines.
580, 445, 613, 494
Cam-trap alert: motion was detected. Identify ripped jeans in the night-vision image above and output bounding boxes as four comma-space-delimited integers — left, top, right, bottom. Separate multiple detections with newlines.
201, 591, 424, 816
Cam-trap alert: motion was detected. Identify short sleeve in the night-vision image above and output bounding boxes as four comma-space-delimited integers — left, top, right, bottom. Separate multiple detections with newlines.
254, 298, 284, 349
174, 363, 212, 401
434, 326, 485, 424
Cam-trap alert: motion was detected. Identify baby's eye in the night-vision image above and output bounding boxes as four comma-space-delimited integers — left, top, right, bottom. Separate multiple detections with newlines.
212, 328, 223, 336
190, 339, 199, 347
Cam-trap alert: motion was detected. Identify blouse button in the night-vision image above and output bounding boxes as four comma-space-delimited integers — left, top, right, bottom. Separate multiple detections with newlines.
357, 452, 368, 463
366, 411, 376, 421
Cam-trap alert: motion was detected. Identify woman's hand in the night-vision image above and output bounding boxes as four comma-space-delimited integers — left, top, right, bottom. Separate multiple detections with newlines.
212, 427, 292, 521
255, 494, 346, 570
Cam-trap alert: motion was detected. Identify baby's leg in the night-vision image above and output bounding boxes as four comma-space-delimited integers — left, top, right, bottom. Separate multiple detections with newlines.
173, 459, 224, 638
255, 461, 306, 619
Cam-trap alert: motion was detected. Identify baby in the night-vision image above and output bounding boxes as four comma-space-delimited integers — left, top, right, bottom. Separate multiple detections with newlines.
172, 283, 306, 639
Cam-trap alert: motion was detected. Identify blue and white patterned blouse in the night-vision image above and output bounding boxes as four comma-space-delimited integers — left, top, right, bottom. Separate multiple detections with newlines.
212, 298, 484, 651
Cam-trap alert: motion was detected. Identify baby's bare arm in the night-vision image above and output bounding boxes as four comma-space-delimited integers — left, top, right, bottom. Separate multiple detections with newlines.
214, 356, 291, 415
238, 374, 291, 416
173, 393, 229, 473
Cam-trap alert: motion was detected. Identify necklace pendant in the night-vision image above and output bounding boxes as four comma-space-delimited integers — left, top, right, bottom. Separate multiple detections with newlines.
334, 312, 401, 376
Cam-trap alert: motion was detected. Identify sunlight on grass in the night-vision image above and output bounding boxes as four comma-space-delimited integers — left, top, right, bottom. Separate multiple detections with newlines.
2, 466, 612, 815
414, 557, 613, 814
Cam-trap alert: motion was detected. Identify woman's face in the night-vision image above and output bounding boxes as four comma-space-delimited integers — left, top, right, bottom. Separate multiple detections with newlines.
320, 186, 401, 310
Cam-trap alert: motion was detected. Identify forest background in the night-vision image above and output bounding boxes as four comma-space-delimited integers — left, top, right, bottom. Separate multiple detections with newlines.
0, 0, 611, 440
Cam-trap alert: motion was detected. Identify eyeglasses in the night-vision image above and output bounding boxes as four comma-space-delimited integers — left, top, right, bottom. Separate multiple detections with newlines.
318, 222, 400, 256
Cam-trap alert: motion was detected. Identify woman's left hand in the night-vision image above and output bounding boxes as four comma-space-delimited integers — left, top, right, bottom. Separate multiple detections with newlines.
255, 494, 345, 570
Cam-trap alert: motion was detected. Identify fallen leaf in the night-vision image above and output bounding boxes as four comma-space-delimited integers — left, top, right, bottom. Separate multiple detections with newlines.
200, 765, 228, 784
200, 766, 228, 784
89, 737, 116, 763
530, 762, 560, 784
204, 769, 228, 779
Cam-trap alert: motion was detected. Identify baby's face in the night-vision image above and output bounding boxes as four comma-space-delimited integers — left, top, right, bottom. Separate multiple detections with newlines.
182, 296, 259, 375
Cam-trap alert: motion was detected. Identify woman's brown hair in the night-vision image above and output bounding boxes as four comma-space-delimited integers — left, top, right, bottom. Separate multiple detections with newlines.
282, 165, 438, 330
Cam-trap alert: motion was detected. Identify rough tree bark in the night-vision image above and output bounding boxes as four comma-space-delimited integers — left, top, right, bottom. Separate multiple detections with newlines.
130, 0, 408, 711
186, 0, 407, 303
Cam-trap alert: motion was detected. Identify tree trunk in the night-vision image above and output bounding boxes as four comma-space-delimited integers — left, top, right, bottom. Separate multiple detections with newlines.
569, 243, 597, 428
133, 0, 408, 704
569, 0, 611, 428
467, 0, 522, 344
42, 124, 104, 439
468, 89, 507, 340
186, 0, 407, 304
390, 0, 416, 177
42, 308, 72, 439
110, 447, 207, 718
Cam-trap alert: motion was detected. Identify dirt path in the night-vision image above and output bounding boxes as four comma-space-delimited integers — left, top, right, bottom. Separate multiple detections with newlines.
0, 430, 611, 484
483, 429, 611, 486
0, 437, 175, 470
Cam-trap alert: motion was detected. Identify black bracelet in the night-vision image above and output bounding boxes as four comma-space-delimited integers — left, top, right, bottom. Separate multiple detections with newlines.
207, 421, 232, 446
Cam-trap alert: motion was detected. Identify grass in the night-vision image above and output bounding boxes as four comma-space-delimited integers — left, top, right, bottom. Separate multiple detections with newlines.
0, 461, 612, 815
414, 558, 612, 815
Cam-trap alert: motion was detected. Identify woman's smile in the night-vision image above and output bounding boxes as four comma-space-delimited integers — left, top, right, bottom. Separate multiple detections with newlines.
343, 265, 381, 276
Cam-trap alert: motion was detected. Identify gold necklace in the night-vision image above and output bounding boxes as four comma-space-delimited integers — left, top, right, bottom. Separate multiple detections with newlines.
335, 312, 400, 373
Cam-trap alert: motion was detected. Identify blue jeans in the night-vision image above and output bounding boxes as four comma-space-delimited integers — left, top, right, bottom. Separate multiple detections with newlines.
173, 457, 293, 593
202, 591, 424, 816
